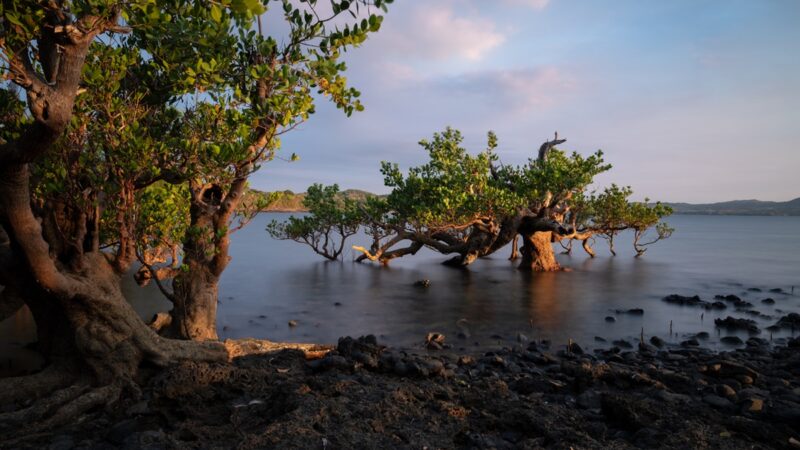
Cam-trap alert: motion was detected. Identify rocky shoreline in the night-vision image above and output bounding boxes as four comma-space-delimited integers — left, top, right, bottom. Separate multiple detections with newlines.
2, 328, 798, 449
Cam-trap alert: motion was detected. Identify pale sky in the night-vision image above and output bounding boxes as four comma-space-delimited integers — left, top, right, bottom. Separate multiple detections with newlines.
252, 0, 800, 203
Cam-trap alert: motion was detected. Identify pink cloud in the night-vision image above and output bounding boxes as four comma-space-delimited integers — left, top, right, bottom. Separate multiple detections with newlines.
379, 4, 506, 62
503, 0, 551, 10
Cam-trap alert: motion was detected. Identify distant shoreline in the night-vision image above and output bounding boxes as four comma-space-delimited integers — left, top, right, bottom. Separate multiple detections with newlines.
252, 188, 800, 216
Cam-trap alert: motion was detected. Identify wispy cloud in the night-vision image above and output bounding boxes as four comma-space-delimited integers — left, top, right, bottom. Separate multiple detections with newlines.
503, 0, 551, 10
378, 4, 506, 62
436, 66, 577, 112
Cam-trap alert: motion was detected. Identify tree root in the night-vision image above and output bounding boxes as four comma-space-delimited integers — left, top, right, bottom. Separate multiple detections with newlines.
0, 363, 77, 406
0, 384, 89, 434
224, 338, 332, 360
0, 383, 122, 443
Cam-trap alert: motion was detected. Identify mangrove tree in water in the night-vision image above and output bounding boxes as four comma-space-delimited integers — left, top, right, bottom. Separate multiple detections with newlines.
275, 128, 672, 270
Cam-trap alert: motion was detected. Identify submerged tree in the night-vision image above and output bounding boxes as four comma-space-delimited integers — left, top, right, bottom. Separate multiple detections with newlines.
276, 128, 673, 270
266, 183, 362, 260
0, 0, 390, 426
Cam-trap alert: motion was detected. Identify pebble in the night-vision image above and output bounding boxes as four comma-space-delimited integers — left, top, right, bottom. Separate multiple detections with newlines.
716, 384, 736, 399
604, 316, 616, 323
703, 394, 733, 410
744, 398, 764, 413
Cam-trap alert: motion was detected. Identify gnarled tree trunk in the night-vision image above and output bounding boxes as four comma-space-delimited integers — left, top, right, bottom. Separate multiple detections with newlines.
171, 265, 220, 340
519, 231, 560, 271
516, 215, 566, 271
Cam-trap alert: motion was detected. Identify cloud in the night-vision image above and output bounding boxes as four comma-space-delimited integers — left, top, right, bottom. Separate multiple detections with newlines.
438, 66, 576, 112
379, 5, 506, 62
504, 0, 551, 10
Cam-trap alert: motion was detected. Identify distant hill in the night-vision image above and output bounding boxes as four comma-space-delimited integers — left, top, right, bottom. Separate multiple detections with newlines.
252, 188, 379, 212
255, 188, 800, 216
666, 198, 800, 216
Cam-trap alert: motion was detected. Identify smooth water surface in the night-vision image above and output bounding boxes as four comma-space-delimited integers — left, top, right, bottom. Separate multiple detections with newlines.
2, 214, 799, 372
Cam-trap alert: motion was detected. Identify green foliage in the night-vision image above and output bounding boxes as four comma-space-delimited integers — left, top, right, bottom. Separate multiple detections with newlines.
266, 183, 362, 259
380, 128, 521, 231
336, 127, 674, 263
136, 182, 190, 250
3, 0, 390, 291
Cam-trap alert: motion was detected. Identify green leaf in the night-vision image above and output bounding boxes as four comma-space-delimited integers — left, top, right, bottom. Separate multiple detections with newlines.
210, 5, 222, 23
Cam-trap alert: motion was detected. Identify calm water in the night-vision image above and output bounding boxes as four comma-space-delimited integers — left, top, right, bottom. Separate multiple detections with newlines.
2, 214, 800, 372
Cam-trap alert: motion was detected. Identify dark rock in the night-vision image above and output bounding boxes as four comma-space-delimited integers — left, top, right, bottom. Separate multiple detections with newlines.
605, 316, 616, 323
680, 338, 699, 347
601, 394, 653, 431
424, 359, 445, 376
413, 279, 431, 287
715, 294, 753, 308
308, 355, 352, 373
594, 336, 607, 342
747, 288, 762, 292
703, 394, 733, 410
710, 301, 727, 309
615, 308, 644, 315
768, 288, 784, 293
457, 355, 475, 366
288, 320, 298, 327
746, 337, 768, 347
107, 419, 140, 445
426, 340, 442, 350
761, 298, 775, 304
716, 384, 737, 399
576, 389, 602, 409
127, 401, 150, 416
49, 435, 75, 450
771, 405, 800, 425
516, 332, 529, 343
715, 316, 760, 334
334, 302, 342, 306
567, 341, 583, 355
772, 313, 800, 330
612, 339, 632, 349
663, 294, 707, 307
694, 331, 710, 340
721, 336, 744, 345
649, 336, 665, 348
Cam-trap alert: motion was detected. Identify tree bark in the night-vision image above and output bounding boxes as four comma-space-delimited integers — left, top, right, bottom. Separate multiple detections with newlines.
170, 265, 219, 340
516, 216, 566, 271
519, 231, 561, 271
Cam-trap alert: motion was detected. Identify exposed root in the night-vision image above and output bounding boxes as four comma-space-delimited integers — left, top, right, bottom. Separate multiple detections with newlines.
224, 338, 332, 360
39, 383, 122, 429
0, 384, 90, 435
0, 364, 77, 406
147, 311, 172, 333
0, 383, 122, 445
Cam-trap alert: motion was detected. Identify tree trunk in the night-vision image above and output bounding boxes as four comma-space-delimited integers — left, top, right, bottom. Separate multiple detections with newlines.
518, 231, 561, 271
170, 265, 219, 340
